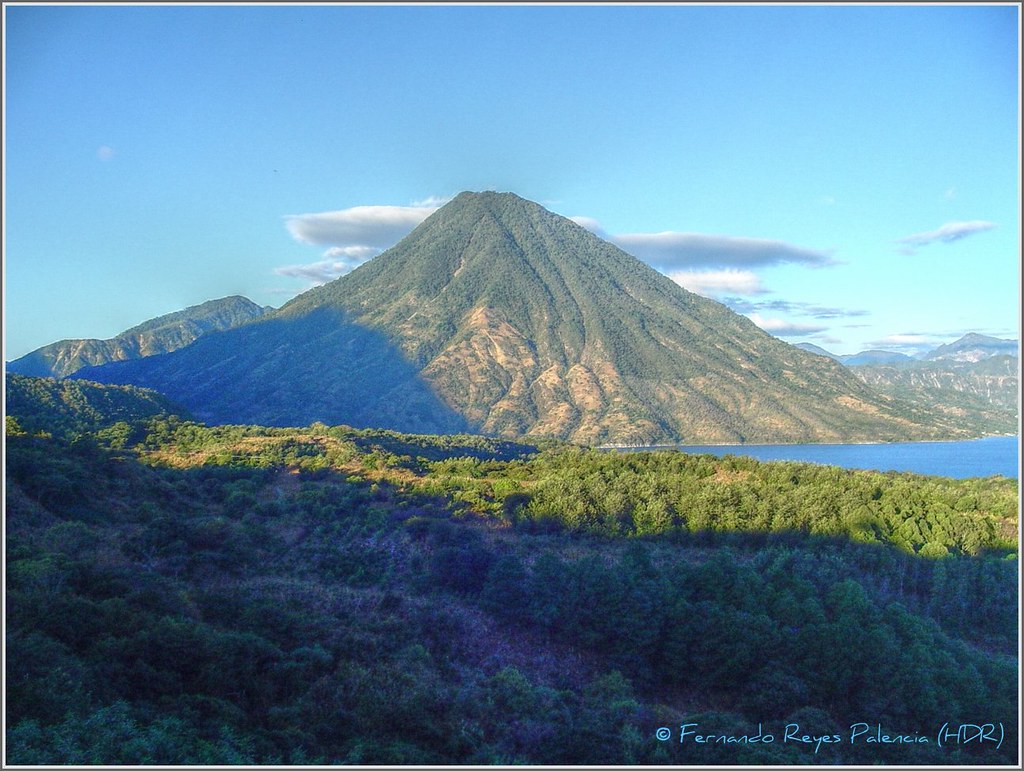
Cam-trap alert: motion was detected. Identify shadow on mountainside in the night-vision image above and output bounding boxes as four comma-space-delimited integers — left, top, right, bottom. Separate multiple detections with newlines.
72, 307, 470, 435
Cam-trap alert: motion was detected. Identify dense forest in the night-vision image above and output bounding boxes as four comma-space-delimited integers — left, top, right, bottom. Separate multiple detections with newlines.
4, 375, 1019, 765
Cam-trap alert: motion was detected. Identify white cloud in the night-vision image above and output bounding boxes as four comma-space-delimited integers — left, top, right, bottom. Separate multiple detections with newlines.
746, 313, 828, 337
565, 216, 834, 269
568, 216, 607, 237
322, 245, 381, 262
609, 231, 835, 269
724, 298, 869, 320
866, 332, 947, 356
97, 145, 115, 161
284, 203, 440, 248
273, 259, 350, 284
278, 201, 445, 282
874, 333, 934, 346
411, 195, 452, 208
897, 220, 995, 253
274, 245, 382, 285
870, 333, 943, 350
667, 269, 767, 297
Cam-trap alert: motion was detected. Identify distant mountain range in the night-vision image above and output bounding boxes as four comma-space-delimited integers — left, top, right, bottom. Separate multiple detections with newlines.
850, 357, 1018, 435
37, 191, 972, 445
795, 333, 1019, 366
7, 296, 270, 378
795, 335, 1019, 436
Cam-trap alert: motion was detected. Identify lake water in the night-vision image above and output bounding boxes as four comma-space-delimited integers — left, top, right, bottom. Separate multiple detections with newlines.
667, 436, 1019, 479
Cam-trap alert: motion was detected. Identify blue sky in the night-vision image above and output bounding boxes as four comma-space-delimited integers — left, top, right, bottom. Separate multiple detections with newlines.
4, 3, 1020, 361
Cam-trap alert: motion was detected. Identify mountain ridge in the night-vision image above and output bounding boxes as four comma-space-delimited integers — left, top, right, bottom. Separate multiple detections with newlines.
793, 336, 1019, 436
924, 333, 1019, 363
7, 295, 271, 378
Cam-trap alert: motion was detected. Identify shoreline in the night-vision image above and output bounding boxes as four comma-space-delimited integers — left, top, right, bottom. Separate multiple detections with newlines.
597, 434, 1019, 450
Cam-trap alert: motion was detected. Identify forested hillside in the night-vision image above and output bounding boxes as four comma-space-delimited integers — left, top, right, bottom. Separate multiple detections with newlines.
5, 374, 185, 440
4, 378, 1019, 765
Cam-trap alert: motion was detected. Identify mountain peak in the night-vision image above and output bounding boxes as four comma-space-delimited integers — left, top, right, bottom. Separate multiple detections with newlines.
951, 332, 1005, 346
923, 333, 1018, 363
8, 295, 271, 379
452, 189, 527, 202
280, 188, 612, 325
428, 189, 569, 236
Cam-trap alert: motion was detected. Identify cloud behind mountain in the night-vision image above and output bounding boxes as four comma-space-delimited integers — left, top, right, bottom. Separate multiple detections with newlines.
607, 232, 836, 269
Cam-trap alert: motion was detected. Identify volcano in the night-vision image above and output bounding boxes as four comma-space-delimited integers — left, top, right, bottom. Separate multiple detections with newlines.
76, 191, 945, 444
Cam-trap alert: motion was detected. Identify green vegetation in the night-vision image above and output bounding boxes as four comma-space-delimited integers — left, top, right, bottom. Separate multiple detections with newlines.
8, 295, 269, 378
5, 373, 185, 442
72, 192, 977, 444
5, 377, 1019, 765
